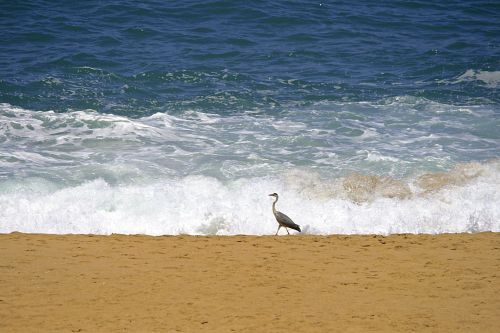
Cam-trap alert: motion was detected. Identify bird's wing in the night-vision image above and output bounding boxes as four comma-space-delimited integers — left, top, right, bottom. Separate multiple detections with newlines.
275, 211, 300, 229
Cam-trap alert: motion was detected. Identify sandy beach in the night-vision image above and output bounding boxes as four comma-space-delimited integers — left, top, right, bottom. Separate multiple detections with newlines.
0, 232, 499, 332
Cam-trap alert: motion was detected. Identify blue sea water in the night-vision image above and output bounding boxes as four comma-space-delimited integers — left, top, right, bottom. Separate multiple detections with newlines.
0, 1, 499, 235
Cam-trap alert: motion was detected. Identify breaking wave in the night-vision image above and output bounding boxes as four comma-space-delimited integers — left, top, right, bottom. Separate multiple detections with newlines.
1, 160, 498, 235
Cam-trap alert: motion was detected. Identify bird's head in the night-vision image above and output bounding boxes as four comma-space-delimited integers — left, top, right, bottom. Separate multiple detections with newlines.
268, 193, 278, 198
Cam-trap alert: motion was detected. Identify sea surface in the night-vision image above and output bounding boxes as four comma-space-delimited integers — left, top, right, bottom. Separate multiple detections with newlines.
1, 1, 499, 235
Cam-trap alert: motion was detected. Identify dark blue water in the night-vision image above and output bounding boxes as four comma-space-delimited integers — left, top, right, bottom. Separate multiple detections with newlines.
1, 1, 499, 116
1, 1, 499, 235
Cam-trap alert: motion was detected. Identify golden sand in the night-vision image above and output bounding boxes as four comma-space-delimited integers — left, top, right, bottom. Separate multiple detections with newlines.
0, 232, 499, 332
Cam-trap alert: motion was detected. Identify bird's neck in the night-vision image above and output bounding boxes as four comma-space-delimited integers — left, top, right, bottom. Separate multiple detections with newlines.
272, 197, 278, 214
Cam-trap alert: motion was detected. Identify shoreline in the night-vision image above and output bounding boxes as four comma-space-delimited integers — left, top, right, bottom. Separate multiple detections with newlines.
1, 232, 499, 332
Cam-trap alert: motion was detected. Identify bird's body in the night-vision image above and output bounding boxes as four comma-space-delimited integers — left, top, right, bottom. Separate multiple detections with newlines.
269, 193, 301, 235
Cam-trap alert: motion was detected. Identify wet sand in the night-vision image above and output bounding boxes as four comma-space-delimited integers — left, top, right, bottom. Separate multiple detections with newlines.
0, 232, 499, 332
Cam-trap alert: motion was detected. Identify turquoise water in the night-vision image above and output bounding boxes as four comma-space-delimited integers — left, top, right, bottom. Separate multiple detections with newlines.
0, 1, 499, 235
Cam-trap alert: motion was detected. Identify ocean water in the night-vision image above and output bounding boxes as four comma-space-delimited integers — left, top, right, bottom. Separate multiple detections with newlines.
1, 1, 499, 235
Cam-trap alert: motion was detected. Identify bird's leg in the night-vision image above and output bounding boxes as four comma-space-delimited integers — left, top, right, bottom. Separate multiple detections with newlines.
275, 225, 281, 236
286, 228, 290, 235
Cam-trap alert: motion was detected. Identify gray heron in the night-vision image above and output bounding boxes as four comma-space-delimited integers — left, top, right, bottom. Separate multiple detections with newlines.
269, 193, 301, 235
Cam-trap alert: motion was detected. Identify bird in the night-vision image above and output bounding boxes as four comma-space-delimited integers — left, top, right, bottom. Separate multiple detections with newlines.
268, 193, 301, 235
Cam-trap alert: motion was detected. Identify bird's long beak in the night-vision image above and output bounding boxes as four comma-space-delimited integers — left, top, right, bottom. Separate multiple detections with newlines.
268, 194, 274, 196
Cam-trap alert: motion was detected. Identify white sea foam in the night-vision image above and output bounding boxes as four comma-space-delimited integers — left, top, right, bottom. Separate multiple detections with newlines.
1, 101, 499, 235
438, 69, 500, 88
365, 151, 399, 162
453, 69, 500, 88
2, 101, 497, 181
0, 160, 498, 236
